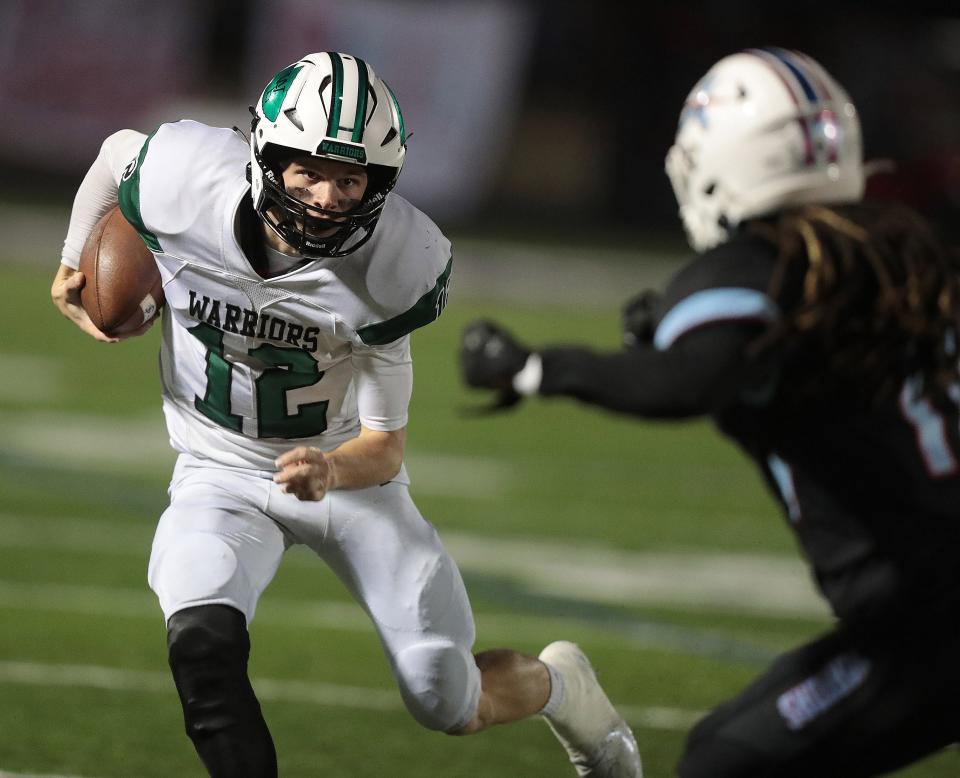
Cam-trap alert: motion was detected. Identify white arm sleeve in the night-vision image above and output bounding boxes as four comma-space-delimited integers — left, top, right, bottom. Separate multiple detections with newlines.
353, 335, 413, 431
60, 129, 148, 268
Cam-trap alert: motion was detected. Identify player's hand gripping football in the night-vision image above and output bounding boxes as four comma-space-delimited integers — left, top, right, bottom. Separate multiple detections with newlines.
274, 447, 334, 501
459, 320, 530, 412
51, 264, 157, 342
50, 265, 120, 343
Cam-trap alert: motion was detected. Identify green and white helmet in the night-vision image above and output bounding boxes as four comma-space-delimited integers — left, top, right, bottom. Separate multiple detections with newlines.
250, 52, 407, 257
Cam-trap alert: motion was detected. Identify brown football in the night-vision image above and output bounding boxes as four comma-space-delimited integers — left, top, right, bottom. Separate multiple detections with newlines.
79, 205, 164, 337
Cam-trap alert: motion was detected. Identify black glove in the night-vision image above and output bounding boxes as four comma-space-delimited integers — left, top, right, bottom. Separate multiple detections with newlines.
459, 320, 531, 412
621, 289, 663, 347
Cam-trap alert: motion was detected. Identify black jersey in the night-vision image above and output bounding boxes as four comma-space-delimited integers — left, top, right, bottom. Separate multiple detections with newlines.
538, 230, 960, 628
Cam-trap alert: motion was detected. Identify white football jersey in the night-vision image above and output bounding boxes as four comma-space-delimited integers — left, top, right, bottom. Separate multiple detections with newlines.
117, 120, 452, 471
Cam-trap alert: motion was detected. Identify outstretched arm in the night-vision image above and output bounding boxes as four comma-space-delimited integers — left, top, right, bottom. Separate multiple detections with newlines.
50, 264, 118, 342
461, 318, 772, 419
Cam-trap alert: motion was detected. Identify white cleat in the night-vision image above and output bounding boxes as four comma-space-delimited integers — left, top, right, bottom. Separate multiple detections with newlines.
539, 641, 643, 778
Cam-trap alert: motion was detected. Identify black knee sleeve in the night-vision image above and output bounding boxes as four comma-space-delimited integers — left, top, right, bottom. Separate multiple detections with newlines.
167, 605, 277, 778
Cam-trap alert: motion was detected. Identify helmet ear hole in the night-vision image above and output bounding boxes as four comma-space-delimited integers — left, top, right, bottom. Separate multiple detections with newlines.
284, 108, 304, 131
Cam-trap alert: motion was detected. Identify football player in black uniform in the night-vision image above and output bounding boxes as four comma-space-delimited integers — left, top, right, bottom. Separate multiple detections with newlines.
459, 48, 960, 777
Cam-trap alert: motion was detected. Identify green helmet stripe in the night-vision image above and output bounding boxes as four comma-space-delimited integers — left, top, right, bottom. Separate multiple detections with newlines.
261, 63, 303, 123
384, 81, 406, 144
352, 57, 369, 143
327, 52, 344, 138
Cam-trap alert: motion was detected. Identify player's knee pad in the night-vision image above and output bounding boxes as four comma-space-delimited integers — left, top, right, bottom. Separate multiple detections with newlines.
167, 605, 277, 776
167, 604, 255, 738
393, 639, 479, 732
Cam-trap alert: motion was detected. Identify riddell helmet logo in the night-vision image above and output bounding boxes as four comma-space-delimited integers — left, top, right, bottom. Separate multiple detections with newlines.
317, 139, 367, 164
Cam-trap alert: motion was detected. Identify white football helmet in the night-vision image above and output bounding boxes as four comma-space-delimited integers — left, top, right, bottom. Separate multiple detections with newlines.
250, 52, 407, 257
665, 48, 864, 252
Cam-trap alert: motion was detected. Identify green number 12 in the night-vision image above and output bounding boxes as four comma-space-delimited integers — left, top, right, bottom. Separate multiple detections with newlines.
189, 322, 329, 439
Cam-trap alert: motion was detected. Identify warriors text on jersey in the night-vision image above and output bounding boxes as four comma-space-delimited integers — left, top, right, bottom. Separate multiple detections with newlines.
118, 120, 452, 470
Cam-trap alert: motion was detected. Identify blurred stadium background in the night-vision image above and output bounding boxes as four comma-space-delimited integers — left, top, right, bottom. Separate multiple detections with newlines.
1, 2, 959, 776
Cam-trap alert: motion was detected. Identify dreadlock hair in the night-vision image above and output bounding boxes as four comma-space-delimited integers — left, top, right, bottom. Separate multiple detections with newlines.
746, 202, 960, 407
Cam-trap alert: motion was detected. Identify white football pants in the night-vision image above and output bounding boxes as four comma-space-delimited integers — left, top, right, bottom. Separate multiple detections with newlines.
148, 452, 482, 731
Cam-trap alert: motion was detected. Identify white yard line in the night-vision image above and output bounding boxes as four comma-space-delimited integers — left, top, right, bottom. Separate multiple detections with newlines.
0, 354, 64, 403
0, 578, 372, 632
0, 410, 513, 497
0, 659, 700, 731
0, 510, 828, 618
1, 411, 174, 475
445, 533, 828, 618
0, 578, 775, 666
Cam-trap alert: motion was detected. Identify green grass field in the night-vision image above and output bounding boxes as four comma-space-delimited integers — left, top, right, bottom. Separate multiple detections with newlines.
1, 264, 957, 777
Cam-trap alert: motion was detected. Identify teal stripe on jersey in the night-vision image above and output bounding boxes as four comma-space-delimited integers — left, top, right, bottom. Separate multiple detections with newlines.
327, 52, 344, 138
357, 256, 453, 345
767, 453, 802, 522
654, 287, 779, 350
117, 130, 162, 252
352, 57, 369, 142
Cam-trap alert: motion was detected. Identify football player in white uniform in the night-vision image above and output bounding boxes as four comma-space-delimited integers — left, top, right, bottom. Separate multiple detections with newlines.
50, 52, 642, 777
